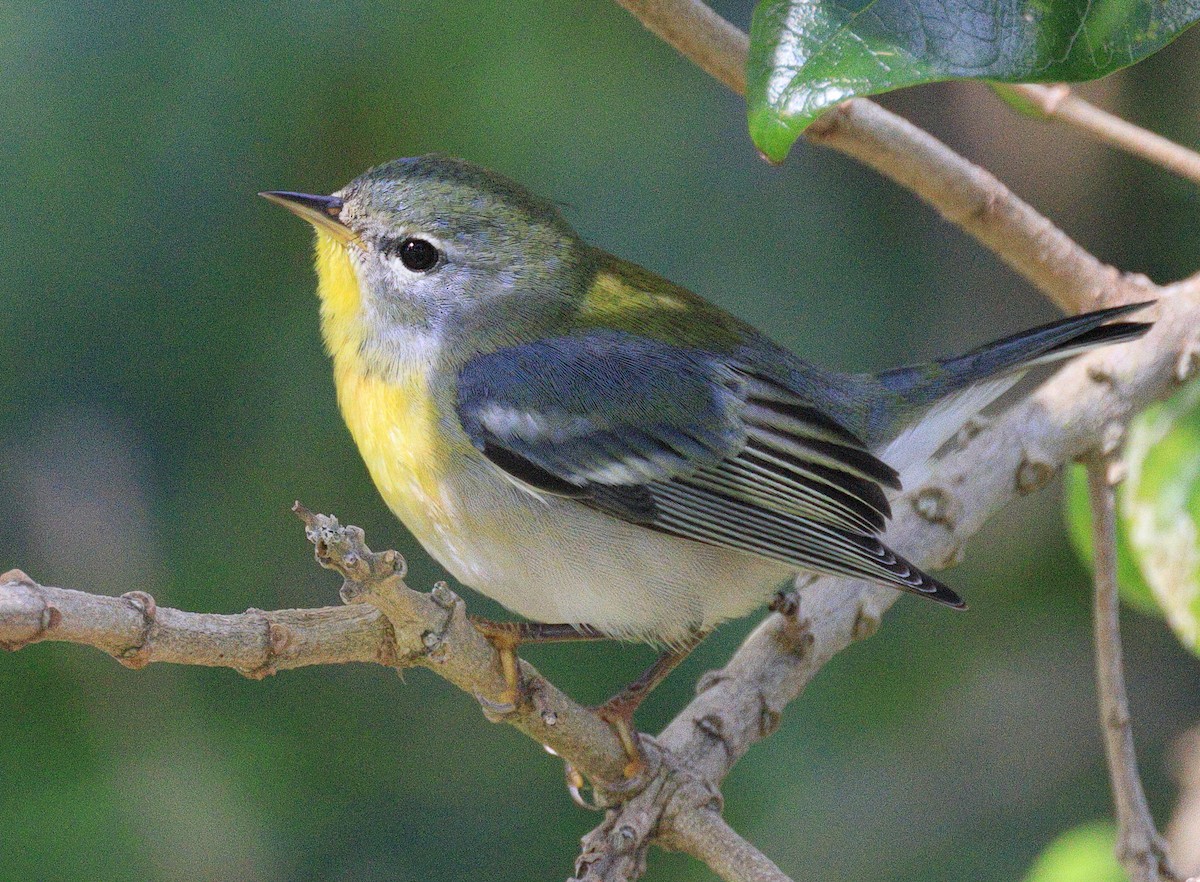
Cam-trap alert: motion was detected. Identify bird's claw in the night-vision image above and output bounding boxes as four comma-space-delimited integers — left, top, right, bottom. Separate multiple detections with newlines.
474, 690, 520, 722
564, 763, 603, 810
563, 754, 647, 810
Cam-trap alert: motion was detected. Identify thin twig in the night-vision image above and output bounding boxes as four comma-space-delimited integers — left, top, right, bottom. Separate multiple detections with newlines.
995, 83, 1200, 187
804, 98, 1138, 314
613, 0, 746, 95
1086, 457, 1179, 882
613, 0, 1157, 314
296, 506, 642, 789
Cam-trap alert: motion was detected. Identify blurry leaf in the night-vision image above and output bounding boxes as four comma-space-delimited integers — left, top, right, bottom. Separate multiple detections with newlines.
1022, 821, 1126, 882
1065, 379, 1200, 652
747, 0, 1200, 160
990, 82, 1049, 119
1122, 378, 1200, 652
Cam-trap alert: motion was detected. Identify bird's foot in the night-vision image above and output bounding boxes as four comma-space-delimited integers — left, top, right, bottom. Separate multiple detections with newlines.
589, 632, 709, 781
470, 617, 609, 719
471, 619, 528, 718
592, 691, 650, 782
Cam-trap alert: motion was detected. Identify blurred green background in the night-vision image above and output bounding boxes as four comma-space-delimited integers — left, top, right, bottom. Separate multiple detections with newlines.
2, 2, 1199, 880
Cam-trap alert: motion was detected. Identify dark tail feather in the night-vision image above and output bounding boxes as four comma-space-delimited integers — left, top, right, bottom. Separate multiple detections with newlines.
873, 303, 1152, 607
876, 301, 1154, 409
868, 301, 1154, 470
945, 301, 1154, 380
1022, 314, 1153, 365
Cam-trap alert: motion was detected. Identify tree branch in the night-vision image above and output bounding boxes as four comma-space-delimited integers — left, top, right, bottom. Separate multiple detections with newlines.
1086, 458, 1180, 882
0, 509, 639, 791
0, 569, 395, 677
662, 809, 795, 882
613, 0, 746, 95
994, 83, 1200, 187
614, 0, 1158, 314
803, 99, 1139, 314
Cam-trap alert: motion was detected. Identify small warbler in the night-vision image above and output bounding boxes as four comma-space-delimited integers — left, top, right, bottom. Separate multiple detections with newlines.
262, 156, 1149, 746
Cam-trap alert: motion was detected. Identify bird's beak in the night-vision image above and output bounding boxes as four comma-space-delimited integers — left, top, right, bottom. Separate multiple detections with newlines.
258, 191, 358, 245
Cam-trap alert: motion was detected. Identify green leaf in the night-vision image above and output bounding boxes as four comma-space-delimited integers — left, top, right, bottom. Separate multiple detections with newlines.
748, 0, 1200, 161
990, 82, 1050, 119
1064, 379, 1200, 653
1022, 822, 1126, 882
1121, 378, 1200, 652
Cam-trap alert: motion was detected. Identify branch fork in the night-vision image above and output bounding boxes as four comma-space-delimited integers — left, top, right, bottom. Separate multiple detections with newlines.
291, 503, 655, 796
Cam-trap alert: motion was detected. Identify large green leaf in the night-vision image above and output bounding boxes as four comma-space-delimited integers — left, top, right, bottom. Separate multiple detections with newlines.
1065, 379, 1200, 654
1022, 822, 1126, 882
748, 0, 1200, 161
1121, 378, 1200, 651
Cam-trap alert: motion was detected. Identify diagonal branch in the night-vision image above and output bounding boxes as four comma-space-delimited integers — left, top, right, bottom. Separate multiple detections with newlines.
613, 0, 747, 94
662, 808, 795, 882
614, 0, 1156, 314
1086, 457, 1180, 882
993, 83, 1200, 187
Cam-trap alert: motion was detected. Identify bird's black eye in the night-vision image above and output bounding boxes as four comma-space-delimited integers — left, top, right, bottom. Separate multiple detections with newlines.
394, 237, 439, 272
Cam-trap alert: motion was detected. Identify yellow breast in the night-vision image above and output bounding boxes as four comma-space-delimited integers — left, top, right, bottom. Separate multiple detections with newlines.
335, 366, 455, 528
314, 231, 456, 537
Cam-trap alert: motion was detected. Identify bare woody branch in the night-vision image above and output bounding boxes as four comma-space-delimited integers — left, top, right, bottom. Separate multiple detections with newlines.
0, 569, 395, 677
614, 0, 1161, 314
994, 83, 1200, 187
1087, 458, 1180, 882
613, 0, 747, 94
662, 809, 795, 882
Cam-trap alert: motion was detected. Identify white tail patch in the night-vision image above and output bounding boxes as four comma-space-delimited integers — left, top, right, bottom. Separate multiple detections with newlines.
879, 332, 1128, 481
879, 376, 1019, 479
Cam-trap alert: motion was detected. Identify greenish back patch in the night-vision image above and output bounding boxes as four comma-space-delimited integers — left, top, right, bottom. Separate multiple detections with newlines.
573, 257, 747, 351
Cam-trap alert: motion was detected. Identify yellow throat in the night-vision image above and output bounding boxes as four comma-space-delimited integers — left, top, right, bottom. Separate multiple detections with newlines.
312, 231, 453, 533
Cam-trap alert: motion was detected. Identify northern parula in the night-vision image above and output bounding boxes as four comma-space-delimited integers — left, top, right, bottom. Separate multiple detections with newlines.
262, 156, 1150, 738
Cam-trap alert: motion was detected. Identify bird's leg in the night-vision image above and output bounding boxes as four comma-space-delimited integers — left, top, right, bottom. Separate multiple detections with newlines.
594, 629, 709, 777
470, 618, 606, 712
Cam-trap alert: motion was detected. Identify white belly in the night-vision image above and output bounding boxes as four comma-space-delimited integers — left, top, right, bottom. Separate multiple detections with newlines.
407, 458, 795, 645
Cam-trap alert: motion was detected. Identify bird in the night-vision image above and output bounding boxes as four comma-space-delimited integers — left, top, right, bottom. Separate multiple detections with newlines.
261, 155, 1151, 765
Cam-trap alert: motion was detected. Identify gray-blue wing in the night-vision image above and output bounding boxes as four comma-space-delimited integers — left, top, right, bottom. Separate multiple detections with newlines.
455, 331, 962, 606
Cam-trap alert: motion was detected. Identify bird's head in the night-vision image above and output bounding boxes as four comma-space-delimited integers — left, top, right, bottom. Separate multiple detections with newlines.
262, 155, 588, 366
